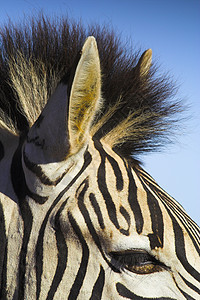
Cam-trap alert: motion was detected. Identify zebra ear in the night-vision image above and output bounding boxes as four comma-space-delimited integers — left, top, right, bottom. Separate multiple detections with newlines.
68, 36, 101, 154
136, 49, 152, 77
24, 37, 101, 164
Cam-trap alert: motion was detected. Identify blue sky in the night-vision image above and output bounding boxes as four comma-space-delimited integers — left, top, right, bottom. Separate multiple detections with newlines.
0, 0, 199, 224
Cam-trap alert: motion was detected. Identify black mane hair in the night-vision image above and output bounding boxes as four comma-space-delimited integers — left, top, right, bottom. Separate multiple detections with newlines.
0, 15, 183, 159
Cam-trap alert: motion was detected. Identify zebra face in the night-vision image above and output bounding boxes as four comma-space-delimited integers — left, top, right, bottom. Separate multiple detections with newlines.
1, 36, 199, 299
30, 139, 197, 299
20, 136, 198, 299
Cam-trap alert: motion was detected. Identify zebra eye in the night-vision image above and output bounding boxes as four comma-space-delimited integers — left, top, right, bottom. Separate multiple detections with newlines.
110, 250, 168, 274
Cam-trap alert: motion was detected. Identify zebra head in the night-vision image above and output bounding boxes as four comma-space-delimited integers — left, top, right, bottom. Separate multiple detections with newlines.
1, 36, 200, 299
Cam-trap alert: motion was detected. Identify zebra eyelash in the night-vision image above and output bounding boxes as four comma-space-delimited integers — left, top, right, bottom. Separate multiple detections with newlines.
109, 250, 169, 274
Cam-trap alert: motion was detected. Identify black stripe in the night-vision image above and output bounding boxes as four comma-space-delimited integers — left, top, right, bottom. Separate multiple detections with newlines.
35, 150, 92, 299
172, 274, 196, 300
18, 201, 33, 300
11, 136, 27, 200
89, 266, 105, 300
23, 150, 71, 186
94, 139, 124, 191
147, 190, 164, 249
119, 205, 131, 236
138, 177, 164, 249
138, 171, 200, 255
94, 140, 136, 235
179, 273, 200, 295
106, 154, 124, 191
157, 190, 200, 256
97, 157, 120, 229
46, 199, 68, 300
126, 165, 144, 234
89, 193, 105, 230
169, 210, 200, 283
141, 176, 200, 281
11, 136, 34, 300
94, 140, 120, 231
77, 179, 104, 252
116, 282, 176, 299
26, 189, 48, 204
0, 201, 7, 298
138, 174, 200, 284
68, 212, 89, 300
77, 179, 120, 273
0, 141, 4, 161
11, 136, 48, 205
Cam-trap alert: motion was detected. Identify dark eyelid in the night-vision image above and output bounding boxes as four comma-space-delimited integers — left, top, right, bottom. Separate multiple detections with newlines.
116, 249, 146, 253
109, 249, 169, 272
110, 249, 153, 257
110, 249, 155, 263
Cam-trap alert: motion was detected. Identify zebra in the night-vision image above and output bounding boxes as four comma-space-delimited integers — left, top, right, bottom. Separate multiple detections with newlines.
0, 16, 199, 299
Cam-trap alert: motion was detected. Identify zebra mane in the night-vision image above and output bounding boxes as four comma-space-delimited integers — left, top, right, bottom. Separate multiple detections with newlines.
0, 15, 183, 158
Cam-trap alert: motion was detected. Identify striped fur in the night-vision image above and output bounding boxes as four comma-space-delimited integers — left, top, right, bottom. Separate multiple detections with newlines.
0, 17, 199, 299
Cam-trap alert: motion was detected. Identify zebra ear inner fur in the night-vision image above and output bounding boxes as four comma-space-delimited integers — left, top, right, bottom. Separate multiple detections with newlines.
68, 36, 101, 154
